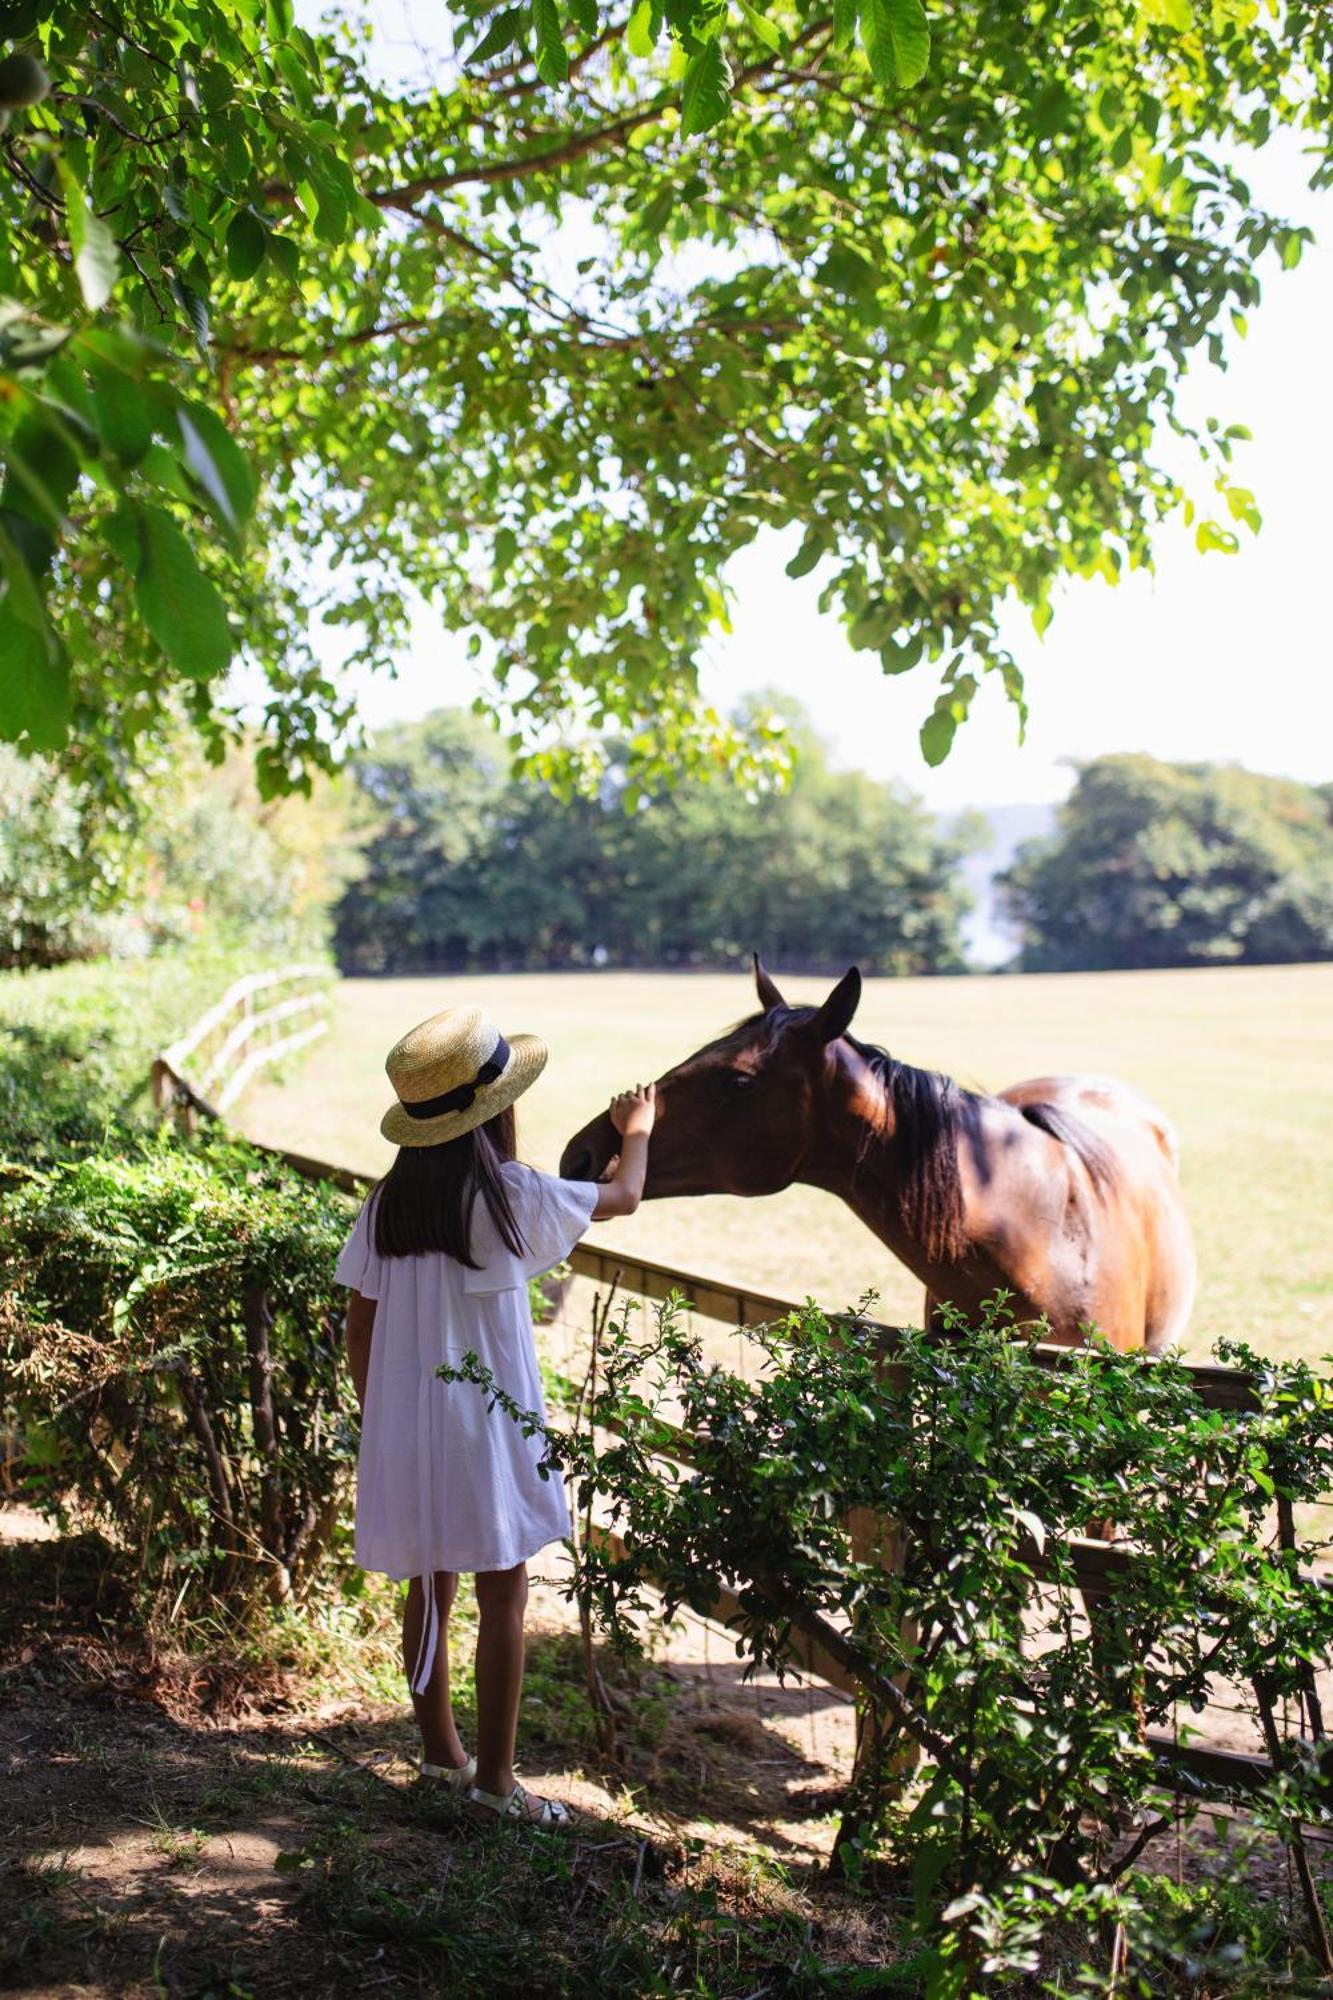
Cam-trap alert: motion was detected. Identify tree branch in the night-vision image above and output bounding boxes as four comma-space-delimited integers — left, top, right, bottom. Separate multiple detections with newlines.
370, 22, 834, 207
222, 312, 443, 367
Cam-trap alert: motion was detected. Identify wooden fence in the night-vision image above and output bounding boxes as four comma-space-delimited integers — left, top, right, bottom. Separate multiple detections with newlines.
150, 995, 1329, 1812
151, 964, 331, 1130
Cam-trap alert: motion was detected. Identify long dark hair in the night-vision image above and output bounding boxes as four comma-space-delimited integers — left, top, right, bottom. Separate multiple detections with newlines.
371, 1105, 527, 1265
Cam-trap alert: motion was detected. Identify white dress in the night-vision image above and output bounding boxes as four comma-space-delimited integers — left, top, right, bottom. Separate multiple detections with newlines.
335, 1161, 597, 1690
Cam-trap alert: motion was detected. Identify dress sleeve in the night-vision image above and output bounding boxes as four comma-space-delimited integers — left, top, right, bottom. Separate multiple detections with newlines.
334, 1194, 383, 1300
463, 1167, 598, 1296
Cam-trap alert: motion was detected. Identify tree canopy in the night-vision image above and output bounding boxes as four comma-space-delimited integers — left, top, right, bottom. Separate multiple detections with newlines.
0, 0, 1328, 797
334, 700, 975, 972
999, 754, 1333, 970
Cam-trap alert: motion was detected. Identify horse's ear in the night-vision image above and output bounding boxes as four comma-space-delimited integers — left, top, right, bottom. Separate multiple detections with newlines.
753, 954, 786, 1013
809, 966, 861, 1044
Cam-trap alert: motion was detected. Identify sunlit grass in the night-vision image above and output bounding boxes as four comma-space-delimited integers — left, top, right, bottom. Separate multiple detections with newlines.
239, 963, 1333, 1363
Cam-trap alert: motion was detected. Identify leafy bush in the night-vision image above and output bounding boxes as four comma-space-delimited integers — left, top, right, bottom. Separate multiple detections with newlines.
0, 1133, 359, 1614
450, 1296, 1333, 1992
0, 946, 313, 1164
0, 743, 342, 974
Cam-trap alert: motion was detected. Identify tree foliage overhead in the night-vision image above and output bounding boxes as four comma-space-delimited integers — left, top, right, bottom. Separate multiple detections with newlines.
0, 0, 1328, 795
334, 700, 976, 973
999, 754, 1333, 970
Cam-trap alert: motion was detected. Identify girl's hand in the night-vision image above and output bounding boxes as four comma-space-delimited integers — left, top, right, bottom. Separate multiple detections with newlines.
609, 1081, 656, 1138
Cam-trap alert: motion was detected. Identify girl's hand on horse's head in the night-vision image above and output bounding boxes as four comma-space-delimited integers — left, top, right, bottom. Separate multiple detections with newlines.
610, 1081, 656, 1138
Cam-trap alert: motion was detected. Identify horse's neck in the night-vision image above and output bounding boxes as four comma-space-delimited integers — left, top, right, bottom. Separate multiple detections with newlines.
803, 1054, 965, 1285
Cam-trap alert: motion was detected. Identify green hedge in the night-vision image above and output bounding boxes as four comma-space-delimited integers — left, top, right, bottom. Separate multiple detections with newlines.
1, 1132, 360, 1611
0, 946, 317, 1164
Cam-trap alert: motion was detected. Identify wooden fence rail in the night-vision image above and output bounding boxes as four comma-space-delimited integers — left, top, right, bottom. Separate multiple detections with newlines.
152, 963, 331, 1129
146, 1013, 1328, 1809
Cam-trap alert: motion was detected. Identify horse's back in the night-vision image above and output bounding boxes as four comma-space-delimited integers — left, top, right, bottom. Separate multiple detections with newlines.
997, 1072, 1195, 1353
1000, 1073, 1181, 1175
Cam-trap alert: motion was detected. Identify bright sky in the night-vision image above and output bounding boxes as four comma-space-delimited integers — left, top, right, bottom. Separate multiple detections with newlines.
324, 7, 1333, 811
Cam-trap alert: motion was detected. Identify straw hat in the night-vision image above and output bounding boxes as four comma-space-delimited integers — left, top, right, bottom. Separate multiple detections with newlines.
380, 1004, 548, 1148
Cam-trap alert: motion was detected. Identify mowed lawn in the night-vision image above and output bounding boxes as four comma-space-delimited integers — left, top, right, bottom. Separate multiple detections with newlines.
239, 964, 1333, 1364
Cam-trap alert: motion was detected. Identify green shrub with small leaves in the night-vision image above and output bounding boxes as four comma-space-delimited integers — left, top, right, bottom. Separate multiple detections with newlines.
0, 1131, 360, 1615
0, 945, 285, 1163
449, 1295, 1333, 1993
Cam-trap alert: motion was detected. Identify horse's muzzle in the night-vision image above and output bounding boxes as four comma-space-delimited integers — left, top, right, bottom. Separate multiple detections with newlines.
559, 1111, 618, 1183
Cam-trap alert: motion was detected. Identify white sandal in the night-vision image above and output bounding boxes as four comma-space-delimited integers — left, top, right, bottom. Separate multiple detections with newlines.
465, 1779, 571, 1828
417, 1753, 477, 1788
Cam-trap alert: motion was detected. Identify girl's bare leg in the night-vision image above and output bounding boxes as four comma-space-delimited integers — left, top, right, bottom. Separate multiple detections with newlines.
403, 1571, 467, 1768
472, 1562, 529, 1796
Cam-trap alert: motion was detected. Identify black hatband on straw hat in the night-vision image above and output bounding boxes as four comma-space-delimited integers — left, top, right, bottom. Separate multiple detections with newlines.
400, 1035, 511, 1121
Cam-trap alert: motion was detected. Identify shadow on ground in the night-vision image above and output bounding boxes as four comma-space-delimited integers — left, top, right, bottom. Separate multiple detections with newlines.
0, 1529, 879, 1999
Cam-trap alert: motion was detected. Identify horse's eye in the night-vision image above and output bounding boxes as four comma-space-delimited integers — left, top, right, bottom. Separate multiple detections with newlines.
727, 1070, 756, 1092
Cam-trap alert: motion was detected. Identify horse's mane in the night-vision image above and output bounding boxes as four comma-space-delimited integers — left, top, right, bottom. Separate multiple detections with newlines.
845, 1035, 980, 1265
845, 1034, 1118, 1268
732, 1010, 1116, 1268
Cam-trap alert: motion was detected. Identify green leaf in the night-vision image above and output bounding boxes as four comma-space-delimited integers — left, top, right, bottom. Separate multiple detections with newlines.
533, 0, 569, 83
1030, 83, 1073, 137
1278, 228, 1306, 271
919, 706, 955, 766
58, 171, 120, 311
169, 276, 211, 359
470, 5, 525, 62
100, 506, 140, 575
131, 505, 233, 679
680, 40, 732, 139
1, 419, 79, 532
0, 601, 68, 749
226, 207, 268, 282
84, 346, 159, 467
739, 1, 782, 53
818, 244, 877, 298
178, 402, 255, 528
266, 232, 300, 283
274, 43, 315, 110
832, 0, 858, 49
494, 524, 519, 577
0, 514, 48, 628
1014, 1507, 1047, 1555
626, 0, 658, 56
860, 0, 930, 88
786, 531, 827, 579
879, 633, 923, 674
177, 409, 240, 535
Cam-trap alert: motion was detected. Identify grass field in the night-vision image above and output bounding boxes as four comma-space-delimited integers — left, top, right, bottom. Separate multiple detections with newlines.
239, 963, 1333, 1363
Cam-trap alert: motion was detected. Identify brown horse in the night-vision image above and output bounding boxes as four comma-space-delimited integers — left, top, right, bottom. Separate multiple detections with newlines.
560, 959, 1196, 1352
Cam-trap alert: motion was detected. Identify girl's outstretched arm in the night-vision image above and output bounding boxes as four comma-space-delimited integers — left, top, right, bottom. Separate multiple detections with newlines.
591, 1082, 656, 1220
345, 1290, 376, 1411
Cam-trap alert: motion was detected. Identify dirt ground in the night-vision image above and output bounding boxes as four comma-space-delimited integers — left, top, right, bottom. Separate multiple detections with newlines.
0, 1504, 868, 1998
5, 1504, 1330, 1998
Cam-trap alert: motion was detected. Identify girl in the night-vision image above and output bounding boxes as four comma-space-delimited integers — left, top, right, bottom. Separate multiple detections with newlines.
337, 1002, 654, 1827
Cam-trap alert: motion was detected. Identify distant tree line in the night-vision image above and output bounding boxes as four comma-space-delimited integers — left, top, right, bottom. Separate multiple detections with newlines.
6, 720, 1328, 980
333, 705, 978, 977
1001, 756, 1333, 971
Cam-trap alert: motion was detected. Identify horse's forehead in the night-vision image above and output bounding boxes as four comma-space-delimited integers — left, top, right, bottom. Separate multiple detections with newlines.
675, 1007, 810, 1070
